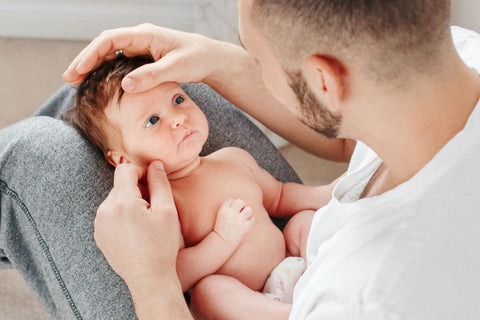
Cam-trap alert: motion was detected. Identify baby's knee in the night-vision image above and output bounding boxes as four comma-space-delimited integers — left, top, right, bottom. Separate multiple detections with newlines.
191, 275, 221, 300
283, 210, 315, 257
190, 275, 226, 318
284, 210, 314, 240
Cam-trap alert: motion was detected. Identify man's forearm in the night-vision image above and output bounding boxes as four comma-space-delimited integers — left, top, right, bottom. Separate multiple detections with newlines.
205, 41, 352, 162
126, 270, 193, 320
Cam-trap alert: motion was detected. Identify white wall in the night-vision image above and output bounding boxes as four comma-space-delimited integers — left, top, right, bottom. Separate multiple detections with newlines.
0, 0, 195, 40
451, 0, 480, 33
2, 1, 479, 40
0, 0, 241, 43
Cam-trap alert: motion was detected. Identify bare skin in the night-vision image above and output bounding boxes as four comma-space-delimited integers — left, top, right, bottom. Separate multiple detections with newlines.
190, 275, 292, 320
100, 81, 336, 318
171, 147, 328, 292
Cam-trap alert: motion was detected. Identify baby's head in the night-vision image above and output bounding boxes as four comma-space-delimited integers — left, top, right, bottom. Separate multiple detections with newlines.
63, 56, 209, 173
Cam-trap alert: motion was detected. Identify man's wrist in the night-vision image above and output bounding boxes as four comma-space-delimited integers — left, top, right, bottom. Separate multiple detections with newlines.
126, 269, 192, 319
124, 264, 178, 293
204, 40, 254, 89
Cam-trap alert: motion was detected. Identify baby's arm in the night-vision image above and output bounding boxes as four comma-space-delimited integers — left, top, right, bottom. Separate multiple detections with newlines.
233, 147, 341, 218
176, 199, 255, 292
265, 177, 342, 218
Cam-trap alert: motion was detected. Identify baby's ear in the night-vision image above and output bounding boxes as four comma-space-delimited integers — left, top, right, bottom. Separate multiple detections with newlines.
106, 150, 130, 167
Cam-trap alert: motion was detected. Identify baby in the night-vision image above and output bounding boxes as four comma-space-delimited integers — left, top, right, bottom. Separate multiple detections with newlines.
63, 56, 334, 315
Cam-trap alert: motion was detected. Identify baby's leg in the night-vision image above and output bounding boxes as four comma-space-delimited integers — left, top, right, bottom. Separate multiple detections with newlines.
190, 275, 291, 320
283, 210, 315, 260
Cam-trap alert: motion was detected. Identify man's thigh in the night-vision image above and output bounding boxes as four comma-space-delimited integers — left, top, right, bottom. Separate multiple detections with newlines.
0, 116, 134, 319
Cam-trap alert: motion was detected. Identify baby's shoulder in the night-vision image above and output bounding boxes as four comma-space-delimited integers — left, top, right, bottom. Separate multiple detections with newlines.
208, 147, 254, 160
207, 147, 258, 170
208, 147, 254, 161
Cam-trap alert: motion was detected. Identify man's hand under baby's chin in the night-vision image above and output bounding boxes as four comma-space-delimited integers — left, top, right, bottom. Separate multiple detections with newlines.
136, 165, 150, 202
114, 163, 149, 201
139, 160, 167, 202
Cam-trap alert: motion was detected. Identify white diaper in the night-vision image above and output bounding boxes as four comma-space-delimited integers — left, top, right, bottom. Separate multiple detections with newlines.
262, 256, 306, 304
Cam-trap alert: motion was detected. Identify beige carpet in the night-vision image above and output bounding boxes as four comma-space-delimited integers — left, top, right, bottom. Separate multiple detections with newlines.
0, 37, 347, 319
0, 38, 88, 130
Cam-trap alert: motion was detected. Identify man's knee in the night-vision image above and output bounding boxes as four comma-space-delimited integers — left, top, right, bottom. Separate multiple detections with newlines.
1, 117, 80, 165
0, 116, 112, 220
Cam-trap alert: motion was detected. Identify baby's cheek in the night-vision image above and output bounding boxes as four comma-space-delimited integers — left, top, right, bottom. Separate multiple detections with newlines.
130, 159, 149, 170
129, 150, 157, 169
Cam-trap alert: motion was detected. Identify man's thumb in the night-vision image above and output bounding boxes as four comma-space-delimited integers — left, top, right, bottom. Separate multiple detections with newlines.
147, 161, 175, 210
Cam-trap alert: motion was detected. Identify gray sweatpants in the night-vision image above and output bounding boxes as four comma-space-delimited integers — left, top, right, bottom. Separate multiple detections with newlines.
0, 83, 300, 319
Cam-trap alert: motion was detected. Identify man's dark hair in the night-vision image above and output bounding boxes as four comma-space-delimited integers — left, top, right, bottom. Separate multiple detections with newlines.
251, 0, 451, 83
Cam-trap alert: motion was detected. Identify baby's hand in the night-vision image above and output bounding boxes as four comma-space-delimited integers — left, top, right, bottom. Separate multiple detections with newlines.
214, 198, 255, 247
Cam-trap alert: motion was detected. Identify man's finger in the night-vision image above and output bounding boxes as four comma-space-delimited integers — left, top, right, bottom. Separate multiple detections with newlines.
122, 53, 180, 93
147, 161, 176, 212
64, 25, 156, 83
114, 164, 145, 196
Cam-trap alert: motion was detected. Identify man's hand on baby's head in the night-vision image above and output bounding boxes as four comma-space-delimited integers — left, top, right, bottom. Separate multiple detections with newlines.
63, 23, 219, 92
213, 198, 255, 248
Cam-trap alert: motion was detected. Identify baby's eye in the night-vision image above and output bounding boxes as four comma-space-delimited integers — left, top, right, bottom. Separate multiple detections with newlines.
145, 115, 160, 128
173, 95, 185, 106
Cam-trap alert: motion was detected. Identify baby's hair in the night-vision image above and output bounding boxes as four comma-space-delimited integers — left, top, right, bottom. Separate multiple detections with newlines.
62, 55, 154, 154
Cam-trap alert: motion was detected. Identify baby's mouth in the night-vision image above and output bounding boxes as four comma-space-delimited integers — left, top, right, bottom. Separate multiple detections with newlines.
181, 129, 195, 142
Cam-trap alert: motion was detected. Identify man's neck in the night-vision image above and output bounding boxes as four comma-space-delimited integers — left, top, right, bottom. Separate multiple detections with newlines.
354, 58, 480, 197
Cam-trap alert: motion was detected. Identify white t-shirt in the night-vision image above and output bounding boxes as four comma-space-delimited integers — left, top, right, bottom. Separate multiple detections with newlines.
290, 26, 480, 320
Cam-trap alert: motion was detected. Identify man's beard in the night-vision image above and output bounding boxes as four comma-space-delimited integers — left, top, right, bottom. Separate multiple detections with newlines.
286, 70, 342, 138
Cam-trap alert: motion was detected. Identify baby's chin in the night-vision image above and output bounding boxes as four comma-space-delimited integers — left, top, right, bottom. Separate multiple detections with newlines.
139, 160, 173, 174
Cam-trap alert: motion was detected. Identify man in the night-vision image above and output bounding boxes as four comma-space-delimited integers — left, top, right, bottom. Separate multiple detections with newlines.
65, 0, 480, 319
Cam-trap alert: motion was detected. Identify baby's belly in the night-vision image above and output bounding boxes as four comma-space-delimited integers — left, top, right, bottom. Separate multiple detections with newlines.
217, 218, 286, 291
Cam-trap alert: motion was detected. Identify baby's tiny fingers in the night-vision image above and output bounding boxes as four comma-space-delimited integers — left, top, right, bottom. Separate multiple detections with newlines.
222, 198, 235, 208
247, 216, 256, 228
241, 206, 253, 218
231, 199, 246, 211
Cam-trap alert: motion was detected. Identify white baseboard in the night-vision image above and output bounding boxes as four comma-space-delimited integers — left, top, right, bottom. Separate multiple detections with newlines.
0, 0, 194, 40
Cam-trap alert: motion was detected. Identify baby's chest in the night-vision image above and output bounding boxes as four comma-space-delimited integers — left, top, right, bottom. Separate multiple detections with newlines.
173, 168, 262, 247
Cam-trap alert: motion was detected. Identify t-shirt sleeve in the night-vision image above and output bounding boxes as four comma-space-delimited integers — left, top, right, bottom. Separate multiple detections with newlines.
452, 26, 480, 72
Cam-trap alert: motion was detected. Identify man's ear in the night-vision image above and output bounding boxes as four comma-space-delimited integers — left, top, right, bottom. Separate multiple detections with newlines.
106, 150, 131, 167
301, 55, 346, 111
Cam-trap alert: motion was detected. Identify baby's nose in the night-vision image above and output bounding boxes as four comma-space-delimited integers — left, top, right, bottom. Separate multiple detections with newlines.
169, 112, 187, 129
